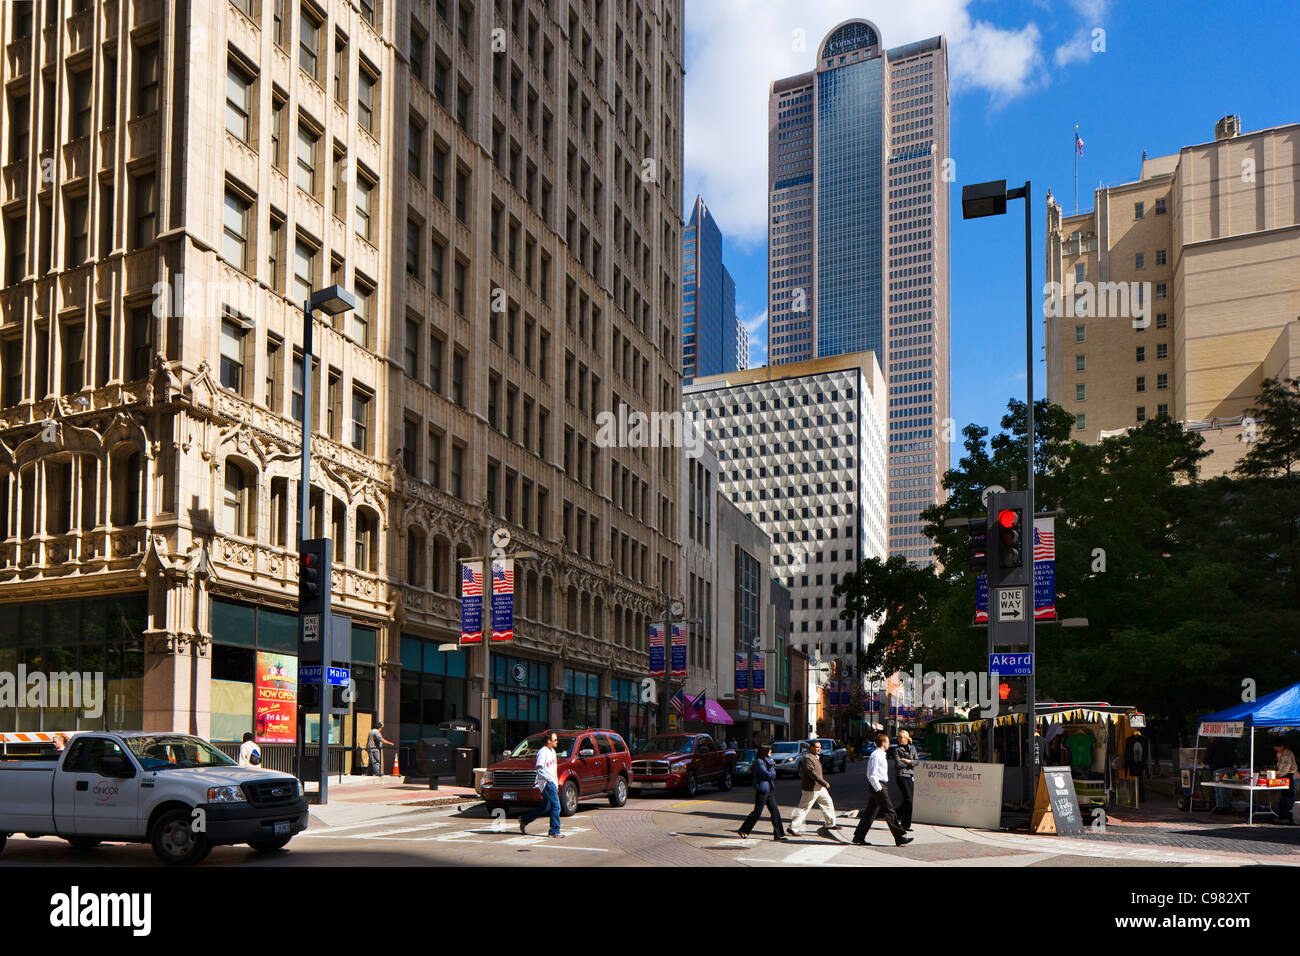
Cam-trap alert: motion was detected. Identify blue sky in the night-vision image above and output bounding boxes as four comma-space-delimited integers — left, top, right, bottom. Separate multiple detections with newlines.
683, 0, 1300, 441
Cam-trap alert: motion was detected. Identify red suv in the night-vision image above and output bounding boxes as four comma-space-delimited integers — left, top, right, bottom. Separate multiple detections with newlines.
481, 729, 631, 817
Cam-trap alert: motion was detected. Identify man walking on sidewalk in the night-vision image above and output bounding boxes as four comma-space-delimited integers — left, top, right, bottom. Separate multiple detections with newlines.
367, 721, 395, 777
853, 734, 913, 847
519, 731, 565, 838
788, 740, 838, 837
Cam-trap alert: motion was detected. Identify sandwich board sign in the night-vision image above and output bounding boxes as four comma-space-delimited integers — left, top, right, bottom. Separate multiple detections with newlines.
1031, 766, 1084, 835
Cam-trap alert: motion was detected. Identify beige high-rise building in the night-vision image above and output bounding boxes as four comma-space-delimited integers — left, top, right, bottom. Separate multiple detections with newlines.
1046, 115, 1300, 478
766, 22, 950, 568
0, 0, 684, 757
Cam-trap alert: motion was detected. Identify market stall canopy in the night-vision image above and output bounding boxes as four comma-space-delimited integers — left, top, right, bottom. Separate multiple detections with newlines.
1197, 681, 1300, 734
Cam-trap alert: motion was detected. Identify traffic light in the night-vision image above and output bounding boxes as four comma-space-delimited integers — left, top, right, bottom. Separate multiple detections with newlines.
298, 538, 331, 616
995, 507, 1023, 570
998, 676, 1027, 707
968, 519, 988, 573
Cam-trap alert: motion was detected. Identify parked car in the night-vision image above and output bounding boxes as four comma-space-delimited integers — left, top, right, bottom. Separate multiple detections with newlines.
0, 732, 308, 866
771, 740, 808, 778
481, 729, 631, 818
629, 734, 736, 797
814, 738, 849, 774
734, 749, 758, 785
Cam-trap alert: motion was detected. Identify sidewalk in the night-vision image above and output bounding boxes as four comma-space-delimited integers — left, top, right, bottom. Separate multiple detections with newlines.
304, 774, 483, 829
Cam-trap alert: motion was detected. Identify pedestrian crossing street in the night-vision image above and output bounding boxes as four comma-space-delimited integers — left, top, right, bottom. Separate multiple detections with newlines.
297, 810, 610, 852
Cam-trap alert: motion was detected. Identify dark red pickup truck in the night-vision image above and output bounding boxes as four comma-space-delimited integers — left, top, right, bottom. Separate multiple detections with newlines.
481, 729, 631, 817
629, 733, 736, 797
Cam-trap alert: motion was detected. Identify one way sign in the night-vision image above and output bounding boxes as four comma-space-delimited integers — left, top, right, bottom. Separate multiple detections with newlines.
996, 587, 1025, 622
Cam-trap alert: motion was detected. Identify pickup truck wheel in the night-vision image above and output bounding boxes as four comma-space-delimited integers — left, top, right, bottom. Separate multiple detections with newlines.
65, 837, 102, 850
560, 780, 580, 817
608, 776, 628, 807
247, 835, 293, 853
151, 808, 210, 866
717, 768, 733, 792
682, 770, 698, 797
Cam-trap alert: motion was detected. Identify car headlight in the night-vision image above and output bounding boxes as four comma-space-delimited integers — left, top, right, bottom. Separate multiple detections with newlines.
207, 786, 247, 803
482, 770, 494, 786
669, 762, 689, 773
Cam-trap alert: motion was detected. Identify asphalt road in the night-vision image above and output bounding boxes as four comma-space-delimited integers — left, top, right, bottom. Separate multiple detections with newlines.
1, 764, 1289, 867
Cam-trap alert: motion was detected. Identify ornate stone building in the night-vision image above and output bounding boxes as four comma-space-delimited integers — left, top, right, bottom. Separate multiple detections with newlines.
0, 0, 684, 754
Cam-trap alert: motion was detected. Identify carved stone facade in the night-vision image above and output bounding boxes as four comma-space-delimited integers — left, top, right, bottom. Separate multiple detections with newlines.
0, 0, 685, 741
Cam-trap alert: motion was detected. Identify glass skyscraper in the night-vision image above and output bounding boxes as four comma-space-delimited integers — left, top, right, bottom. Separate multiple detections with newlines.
767, 21, 950, 568
683, 195, 747, 383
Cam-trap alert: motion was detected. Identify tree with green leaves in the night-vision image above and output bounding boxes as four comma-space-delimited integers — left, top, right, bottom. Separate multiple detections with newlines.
835, 384, 1300, 733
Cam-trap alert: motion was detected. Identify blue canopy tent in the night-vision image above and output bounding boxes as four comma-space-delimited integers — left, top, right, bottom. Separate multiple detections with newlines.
1192, 681, 1300, 824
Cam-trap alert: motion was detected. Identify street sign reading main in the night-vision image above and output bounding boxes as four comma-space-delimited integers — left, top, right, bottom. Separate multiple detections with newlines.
299, 665, 350, 686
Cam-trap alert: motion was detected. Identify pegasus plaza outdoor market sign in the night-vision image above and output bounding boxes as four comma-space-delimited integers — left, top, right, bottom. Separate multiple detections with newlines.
911, 761, 1004, 830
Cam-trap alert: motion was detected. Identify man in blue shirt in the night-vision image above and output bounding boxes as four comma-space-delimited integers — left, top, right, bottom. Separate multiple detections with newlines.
852, 734, 912, 847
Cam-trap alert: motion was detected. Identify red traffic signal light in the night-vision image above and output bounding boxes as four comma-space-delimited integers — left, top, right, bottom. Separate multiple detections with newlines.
996, 508, 1022, 568
999, 681, 1010, 701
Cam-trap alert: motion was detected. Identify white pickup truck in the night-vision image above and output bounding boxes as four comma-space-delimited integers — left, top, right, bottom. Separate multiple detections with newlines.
0, 731, 309, 865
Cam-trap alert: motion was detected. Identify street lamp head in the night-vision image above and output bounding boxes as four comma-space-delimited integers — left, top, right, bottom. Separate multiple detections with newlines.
962, 179, 1009, 219
309, 284, 357, 316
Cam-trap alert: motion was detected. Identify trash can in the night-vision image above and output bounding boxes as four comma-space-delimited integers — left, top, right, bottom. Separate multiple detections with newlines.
456, 748, 475, 788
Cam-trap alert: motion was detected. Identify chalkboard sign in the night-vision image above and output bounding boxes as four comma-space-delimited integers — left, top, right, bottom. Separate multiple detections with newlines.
1031, 765, 1084, 835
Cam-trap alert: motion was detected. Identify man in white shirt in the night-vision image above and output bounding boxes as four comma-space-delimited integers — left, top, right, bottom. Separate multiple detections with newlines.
852, 734, 912, 847
238, 732, 261, 767
519, 731, 565, 838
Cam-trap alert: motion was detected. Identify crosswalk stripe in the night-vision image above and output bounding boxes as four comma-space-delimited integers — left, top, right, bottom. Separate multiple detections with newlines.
784, 844, 851, 865
299, 821, 449, 839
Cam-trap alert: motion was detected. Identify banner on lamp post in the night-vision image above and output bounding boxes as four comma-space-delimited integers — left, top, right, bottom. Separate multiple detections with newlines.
751, 653, 765, 695
490, 557, 514, 642
649, 624, 665, 677
735, 653, 749, 695
670, 624, 686, 678
460, 561, 483, 645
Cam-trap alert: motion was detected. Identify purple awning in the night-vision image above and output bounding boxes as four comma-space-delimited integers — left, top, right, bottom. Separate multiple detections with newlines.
696, 699, 734, 725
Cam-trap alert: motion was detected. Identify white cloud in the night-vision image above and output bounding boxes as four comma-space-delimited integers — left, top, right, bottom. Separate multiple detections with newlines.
684, 1, 1049, 246
1053, 27, 1093, 67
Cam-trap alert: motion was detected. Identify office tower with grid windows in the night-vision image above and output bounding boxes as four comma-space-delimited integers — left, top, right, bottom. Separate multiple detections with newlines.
767, 20, 949, 567
683, 351, 887, 673
682, 194, 745, 384
0, 0, 684, 754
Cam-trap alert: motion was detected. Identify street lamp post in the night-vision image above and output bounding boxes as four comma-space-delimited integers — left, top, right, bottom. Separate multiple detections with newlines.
297, 285, 354, 804
962, 179, 1035, 809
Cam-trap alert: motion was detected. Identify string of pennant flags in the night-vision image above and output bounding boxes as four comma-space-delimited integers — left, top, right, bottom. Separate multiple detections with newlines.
939, 707, 1126, 735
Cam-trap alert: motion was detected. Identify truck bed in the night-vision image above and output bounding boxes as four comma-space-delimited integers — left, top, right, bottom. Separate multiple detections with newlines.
0, 762, 58, 832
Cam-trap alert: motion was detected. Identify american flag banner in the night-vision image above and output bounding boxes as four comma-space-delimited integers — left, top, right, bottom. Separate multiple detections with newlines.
460, 562, 483, 644
649, 624, 665, 677
490, 557, 515, 642
735, 653, 749, 695
670, 624, 686, 678
1033, 517, 1056, 620
974, 516, 1058, 622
